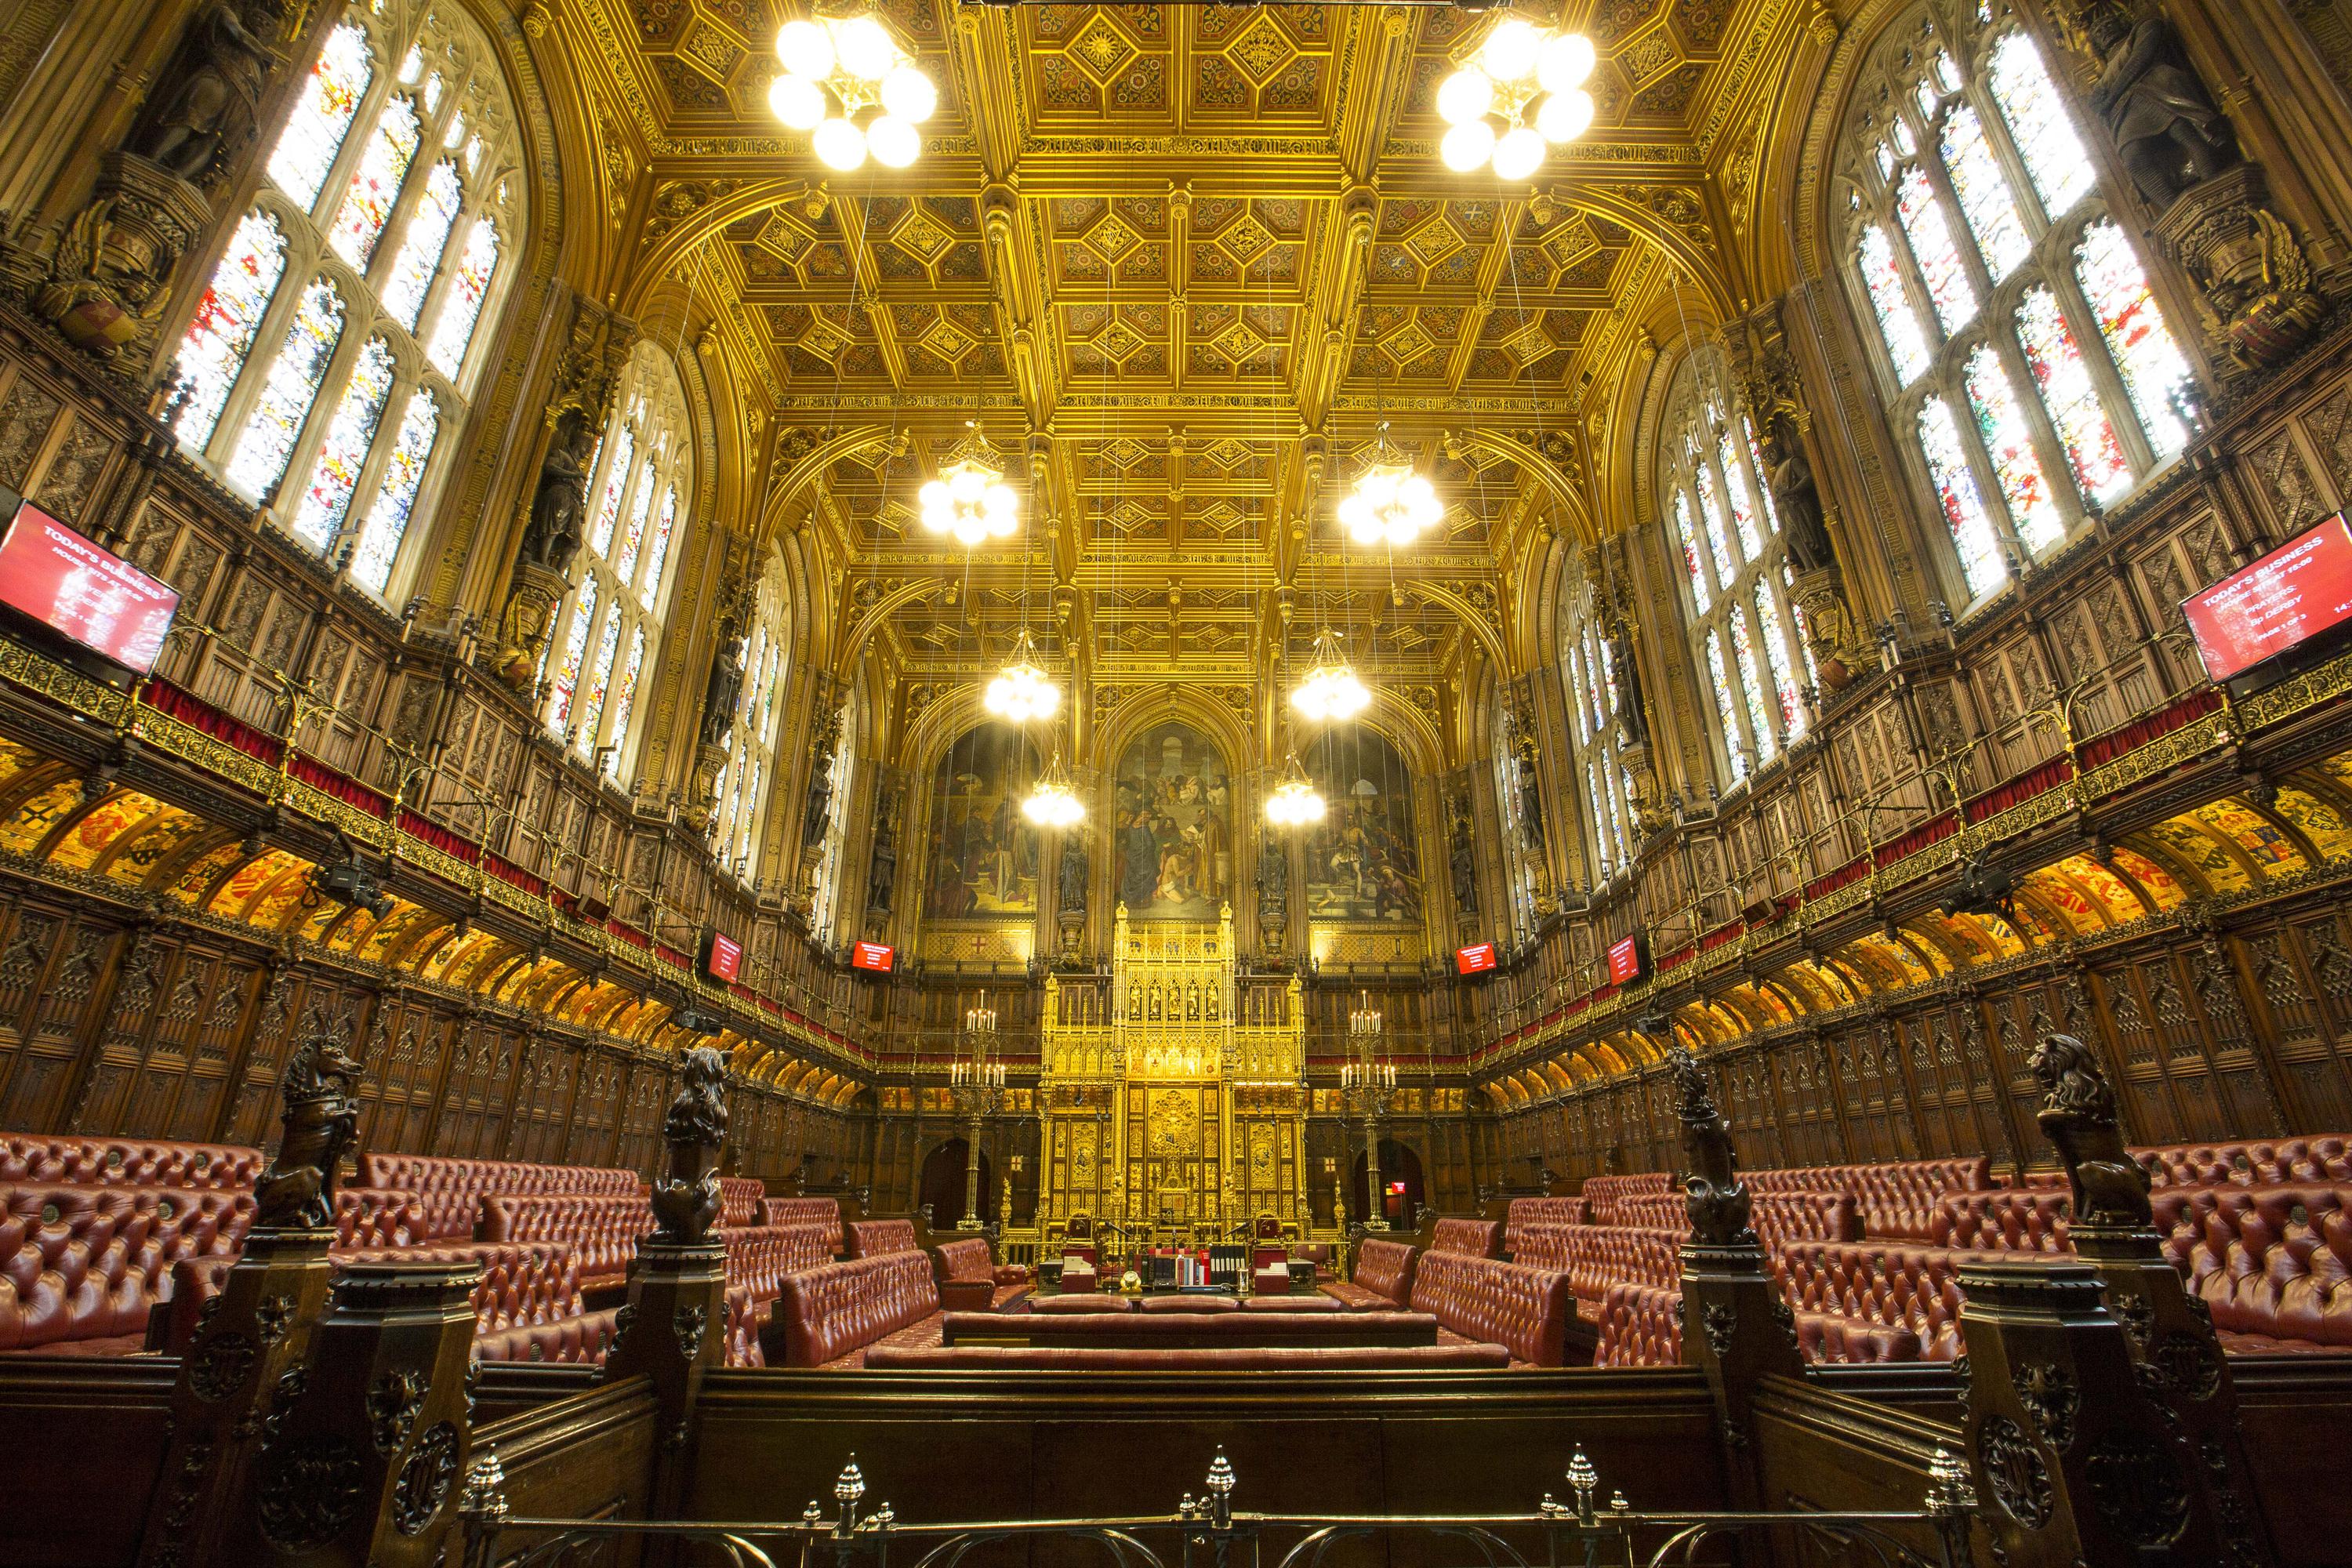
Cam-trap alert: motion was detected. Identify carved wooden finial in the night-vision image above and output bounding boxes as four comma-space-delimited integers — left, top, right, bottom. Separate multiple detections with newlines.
2028, 1033, 2152, 1231
252, 1005, 363, 1231
651, 1046, 729, 1244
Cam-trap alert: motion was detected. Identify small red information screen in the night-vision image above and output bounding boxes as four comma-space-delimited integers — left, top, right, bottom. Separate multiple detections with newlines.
1454, 942, 1497, 975
850, 941, 895, 973
0, 501, 179, 674
700, 930, 742, 984
1606, 935, 1646, 985
2183, 514, 2352, 682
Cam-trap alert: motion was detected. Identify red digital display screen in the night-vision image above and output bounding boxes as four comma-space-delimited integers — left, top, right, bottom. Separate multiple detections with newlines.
850, 941, 895, 973
0, 502, 179, 674
1454, 942, 1497, 975
701, 930, 742, 984
2182, 515, 2352, 682
1606, 935, 1646, 985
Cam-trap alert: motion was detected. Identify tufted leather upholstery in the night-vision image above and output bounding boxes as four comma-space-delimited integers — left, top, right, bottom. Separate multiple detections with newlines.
332, 1188, 427, 1250
864, 1342, 1511, 1370
1504, 1197, 1589, 1258
1798, 1310, 1924, 1363
1753, 1192, 1864, 1250
1332, 1238, 1417, 1308
1428, 1217, 1503, 1258
356, 1152, 641, 1198
724, 1224, 833, 1304
1592, 1280, 1682, 1367
718, 1176, 766, 1230
0, 1135, 262, 1192
1030, 1292, 1131, 1312
1746, 1158, 1991, 1240
474, 1306, 620, 1366
2, 1183, 252, 1353
336, 1242, 581, 1334
942, 1308, 1437, 1346
760, 1196, 845, 1254
1776, 1240, 1967, 1359
1406, 1250, 1572, 1367
1577, 1172, 1673, 1225
1927, 1191, 2072, 1254
846, 1218, 921, 1259
1614, 1193, 1689, 1232
771, 1250, 940, 1367
2136, 1137, 2352, 1189
2152, 1182, 2352, 1352
933, 1236, 1029, 1311
480, 1195, 652, 1289
1534, 1224, 1681, 1308
727, 1283, 766, 1368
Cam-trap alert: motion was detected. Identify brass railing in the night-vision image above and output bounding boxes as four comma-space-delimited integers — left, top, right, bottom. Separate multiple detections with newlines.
459, 1444, 1976, 1568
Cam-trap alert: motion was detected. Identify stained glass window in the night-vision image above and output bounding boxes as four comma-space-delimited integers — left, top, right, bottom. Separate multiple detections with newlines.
1729, 611, 1778, 764
1784, 565, 1822, 688
574, 608, 622, 746
226, 279, 345, 499
1964, 343, 2063, 554
2014, 286, 2128, 501
1567, 644, 1590, 746
1940, 104, 2030, 281
1754, 582, 1804, 737
1860, 224, 1933, 383
588, 425, 635, 555
2075, 220, 2194, 458
1743, 414, 1780, 532
604, 626, 648, 779
1596, 631, 1621, 715
642, 486, 680, 600
613, 459, 658, 583
382, 161, 462, 330
350, 390, 437, 593
327, 95, 423, 270
1896, 165, 1976, 334
426, 216, 498, 379
1718, 431, 1765, 561
171, 211, 288, 449
1695, 463, 1737, 586
1987, 31, 2094, 219
1705, 630, 1750, 781
267, 22, 372, 209
291, 335, 394, 550
1673, 491, 1711, 611
1918, 397, 2006, 597
547, 576, 598, 731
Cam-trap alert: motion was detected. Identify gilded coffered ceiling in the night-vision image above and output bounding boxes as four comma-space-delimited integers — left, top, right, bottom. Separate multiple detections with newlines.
539, 0, 1810, 704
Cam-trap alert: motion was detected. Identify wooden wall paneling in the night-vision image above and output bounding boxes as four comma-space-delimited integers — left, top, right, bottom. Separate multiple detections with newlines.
69, 918, 162, 1133
2143, 952, 2231, 1138
172, 950, 256, 1139
2277, 915, 2352, 1124
0, 903, 114, 1129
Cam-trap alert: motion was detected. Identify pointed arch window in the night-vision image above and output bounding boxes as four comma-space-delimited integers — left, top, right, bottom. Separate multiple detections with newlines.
1657, 350, 1809, 789
713, 568, 791, 882
1558, 579, 1635, 879
1838, 7, 2192, 606
541, 342, 695, 788
165, 3, 524, 601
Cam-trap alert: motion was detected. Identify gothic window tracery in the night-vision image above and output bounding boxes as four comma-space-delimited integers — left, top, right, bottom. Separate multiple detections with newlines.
1557, 575, 1633, 881
1837, 7, 2192, 605
712, 568, 791, 878
166, 2, 524, 601
1658, 350, 1806, 787
543, 343, 694, 787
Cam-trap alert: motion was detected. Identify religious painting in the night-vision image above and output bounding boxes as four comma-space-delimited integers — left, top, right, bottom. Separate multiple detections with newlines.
1112, 721, 1232, 920
1305, 728, 1422, 922
922, 725, 1039, 918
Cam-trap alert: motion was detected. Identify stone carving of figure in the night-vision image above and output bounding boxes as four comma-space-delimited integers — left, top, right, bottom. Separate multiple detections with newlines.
520, 416, 597, 575
1254, 829, 1289, 908
802, 752, 836, 848
1766, 414, 1835, 575
1512, 724, 1546, 852
1058, 833, 1088, 914
866, 786, 900, 914
2086, 9, 2239, 208
1447, 795, 1478, 916
140, 1, 271, 184
697, 622, 744, 749
1610, 621, 1650, 747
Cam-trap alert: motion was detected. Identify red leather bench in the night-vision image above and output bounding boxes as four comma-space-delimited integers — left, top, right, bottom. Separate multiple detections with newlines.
2, 1182, 252, 1355
1777, 1240, 1968, 1359
767, 1250, 940, 1368
727, 1283, 765, 1368
934, 1236, 1030, 1311
474, 1307, 620, 1366
0, 1136, 263, 1192
846, 1218, 921, 1259
940, 1308, 1440, 1348
166, 1240, 584, 1350
1593, 1280, 1682, 1367
724, 1224, 833, 1305
1504, 1197, 1588, 1258
480, 1195, 652, 1290
760, 1196, 845, 1255
1578, 1172, 1672, 1225
1428, 1217, 1503, 1258
1541, 1224, 1680, 1310
1407, 1250, 1572, 1367
356, 1152, 641, 1198
1926, 1191, 2072, 1254
2136, 1137, 2352, 1189
1030, 1291, 1128, 1313
1747, 1158, 1991, 1240
332, 1188, 429, 1249
2154, 1181, 2352, 1352
718, 1176, 766, 1230
1323, 1237, 1416, 1308
862, 1342, 1512, 1370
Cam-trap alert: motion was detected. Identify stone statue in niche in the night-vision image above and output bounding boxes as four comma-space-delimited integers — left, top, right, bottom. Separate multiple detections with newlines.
2086, 8, 2240, 208
1446, 794, 1478, 916
1609, 620, 1650, 747
1512, 722, 1546, 852
518, 416, 597, 575
696, 618, 745, 749
802, 750, 837, 849
866, 785, 901, 916
138, 0, 272, 184
1058, 833, 1088, 914
1765, 413, 1835, 575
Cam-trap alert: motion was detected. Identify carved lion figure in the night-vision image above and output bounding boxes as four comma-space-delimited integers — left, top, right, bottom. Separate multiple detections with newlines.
2031, 1033, 2151, 1230
253, 1015, 365, 1230
652, 1046, 729, 1243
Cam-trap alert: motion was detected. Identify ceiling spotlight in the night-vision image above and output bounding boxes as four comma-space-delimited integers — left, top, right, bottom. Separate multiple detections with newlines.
917, 422, 1019, 546
1338, 423, 1443, 549
984, 629, 1059, 724
1292, 629, 1371, 724
1022, 750, 1084, 829
1265, 753, 1327, 828
771, 9, 933, 169
1436, 20, 1596, 178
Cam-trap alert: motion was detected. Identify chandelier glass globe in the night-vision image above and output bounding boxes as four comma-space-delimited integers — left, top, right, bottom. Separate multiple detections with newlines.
1265, 754, 1327, 828
771, 9, 934, 171
1022, 752, 1085, 828
1338, 428, 1443, 548
1435, 20, 1596, 180
916, 423, 1019, 546
1291, 630, 1372, 723
984, 630, 1058, 724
